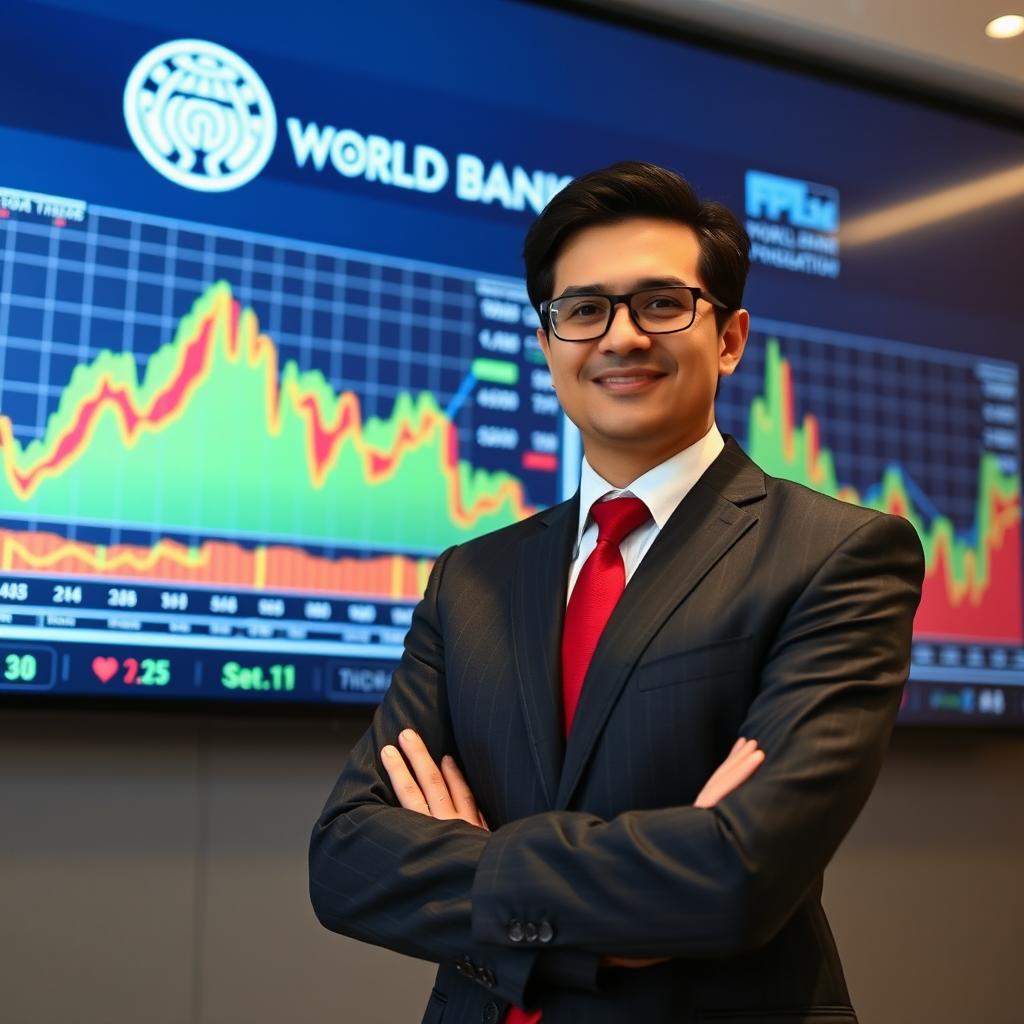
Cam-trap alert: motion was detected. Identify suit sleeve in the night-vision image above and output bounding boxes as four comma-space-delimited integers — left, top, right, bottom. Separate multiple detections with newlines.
308, 546, 600, 1006
470, 512, 925, 957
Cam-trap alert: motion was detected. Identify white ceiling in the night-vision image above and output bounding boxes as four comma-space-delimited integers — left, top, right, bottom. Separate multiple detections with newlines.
581, 0, 1024, 116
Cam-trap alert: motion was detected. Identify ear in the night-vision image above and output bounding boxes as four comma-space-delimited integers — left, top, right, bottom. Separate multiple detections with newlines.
718, 308, 749, 378
537, 326, 553, 370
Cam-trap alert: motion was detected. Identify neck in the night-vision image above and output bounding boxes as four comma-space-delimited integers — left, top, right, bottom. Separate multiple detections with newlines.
584, 424, 714, 489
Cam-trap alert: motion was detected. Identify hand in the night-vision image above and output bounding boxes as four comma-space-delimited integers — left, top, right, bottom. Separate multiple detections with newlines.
694, 737, 765, 809
381, 729, 489, 830
601, 737, 765, 970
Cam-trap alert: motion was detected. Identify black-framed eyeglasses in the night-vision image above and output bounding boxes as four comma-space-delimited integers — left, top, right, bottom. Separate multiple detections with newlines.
539, 285, 728, 342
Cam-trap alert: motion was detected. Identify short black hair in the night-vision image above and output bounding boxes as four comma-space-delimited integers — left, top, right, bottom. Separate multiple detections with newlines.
523, 161, 750, 332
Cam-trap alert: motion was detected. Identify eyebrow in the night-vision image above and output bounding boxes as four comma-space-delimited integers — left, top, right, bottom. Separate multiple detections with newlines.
555, 276, 692, 299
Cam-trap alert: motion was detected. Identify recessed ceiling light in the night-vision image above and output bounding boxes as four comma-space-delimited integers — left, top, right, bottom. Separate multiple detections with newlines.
985, 14, 1024, 38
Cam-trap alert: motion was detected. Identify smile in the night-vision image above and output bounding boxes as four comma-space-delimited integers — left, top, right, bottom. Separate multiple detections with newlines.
592, 371, 666, 392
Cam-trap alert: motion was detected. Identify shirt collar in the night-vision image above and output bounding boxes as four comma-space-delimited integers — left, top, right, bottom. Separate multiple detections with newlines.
574, 423, 725, 556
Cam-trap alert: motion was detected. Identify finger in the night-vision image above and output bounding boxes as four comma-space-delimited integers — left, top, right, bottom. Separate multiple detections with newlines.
716, 748, 765, 792
695, 748, 765, 808
727, 737, 757, 759
720, 738, 759, 771
694, 745, 765, 808
708, 740, 753, 782
381, 745, 430, 815
398, 729, 457, 819
712, 745, 764, 789
440, 755, 482, 826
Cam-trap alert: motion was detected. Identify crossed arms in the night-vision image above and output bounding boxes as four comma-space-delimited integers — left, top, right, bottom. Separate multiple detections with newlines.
309, 512, 924, 1008
381, 728, 766, 970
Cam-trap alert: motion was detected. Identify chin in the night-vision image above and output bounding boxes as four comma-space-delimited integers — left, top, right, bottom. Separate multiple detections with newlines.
592, 422, 674, 447
595, 408, 672, 432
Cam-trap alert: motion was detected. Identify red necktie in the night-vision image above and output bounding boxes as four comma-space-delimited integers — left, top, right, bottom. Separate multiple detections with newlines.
561, 496, 651, 736
506, 496, 650, 1024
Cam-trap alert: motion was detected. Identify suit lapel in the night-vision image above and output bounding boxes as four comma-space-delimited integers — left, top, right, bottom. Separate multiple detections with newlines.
509, 493, 579, 808
554, 438, 766, 810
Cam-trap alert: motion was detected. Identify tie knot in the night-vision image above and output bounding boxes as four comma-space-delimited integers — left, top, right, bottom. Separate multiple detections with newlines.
589, 496, 651, 547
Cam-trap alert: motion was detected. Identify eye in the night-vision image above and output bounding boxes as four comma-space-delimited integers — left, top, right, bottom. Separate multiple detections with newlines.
562, 298, 607, 321
644, 294, 685, 310
640, 296, 686, 321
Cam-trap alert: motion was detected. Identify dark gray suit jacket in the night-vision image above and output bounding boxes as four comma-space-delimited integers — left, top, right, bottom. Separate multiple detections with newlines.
309, 437, 925, 1024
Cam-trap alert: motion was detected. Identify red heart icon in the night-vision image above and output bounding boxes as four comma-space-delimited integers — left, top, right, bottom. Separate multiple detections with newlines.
92, 656, 119, 684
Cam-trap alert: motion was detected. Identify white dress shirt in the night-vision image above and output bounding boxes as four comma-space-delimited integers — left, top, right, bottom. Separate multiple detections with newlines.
567, 423, 725, 602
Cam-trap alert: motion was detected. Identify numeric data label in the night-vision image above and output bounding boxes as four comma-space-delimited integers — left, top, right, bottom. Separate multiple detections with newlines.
221, 661, 297, 693
0, 645, 56, 690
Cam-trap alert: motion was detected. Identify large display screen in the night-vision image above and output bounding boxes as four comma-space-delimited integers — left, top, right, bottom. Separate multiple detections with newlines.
1, 0, 1022, 725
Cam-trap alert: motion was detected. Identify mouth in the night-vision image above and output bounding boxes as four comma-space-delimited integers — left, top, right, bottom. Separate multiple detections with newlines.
591, 368, 667, 394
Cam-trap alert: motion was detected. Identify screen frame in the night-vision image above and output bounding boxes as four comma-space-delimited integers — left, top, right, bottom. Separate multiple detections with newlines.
4, 0, 1022, 723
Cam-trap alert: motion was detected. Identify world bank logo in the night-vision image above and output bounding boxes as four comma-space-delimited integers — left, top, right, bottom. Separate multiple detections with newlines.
123, 39, 277, 192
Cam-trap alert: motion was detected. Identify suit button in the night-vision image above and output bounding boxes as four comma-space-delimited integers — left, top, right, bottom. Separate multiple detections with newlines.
538, 920, 554, 943
482, 1000, 500, 1024
524, 921, 538, 942
507, 919, 524, 943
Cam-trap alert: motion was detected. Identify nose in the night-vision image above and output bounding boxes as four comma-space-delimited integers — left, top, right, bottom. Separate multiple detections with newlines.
597, 300, 651, 355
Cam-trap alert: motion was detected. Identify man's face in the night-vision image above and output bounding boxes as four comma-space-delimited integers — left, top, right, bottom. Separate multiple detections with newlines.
538, 217, 748, 478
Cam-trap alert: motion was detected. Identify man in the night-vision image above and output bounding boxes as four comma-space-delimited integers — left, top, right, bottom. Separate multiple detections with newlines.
309, 162, 924, 1024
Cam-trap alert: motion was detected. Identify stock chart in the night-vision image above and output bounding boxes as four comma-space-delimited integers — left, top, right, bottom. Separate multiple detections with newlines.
718, 326, 1022, 716
0, 192, 558, 702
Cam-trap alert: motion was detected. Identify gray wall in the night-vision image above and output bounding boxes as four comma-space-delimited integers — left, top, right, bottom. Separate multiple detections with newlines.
0, 707, 1020, 1024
